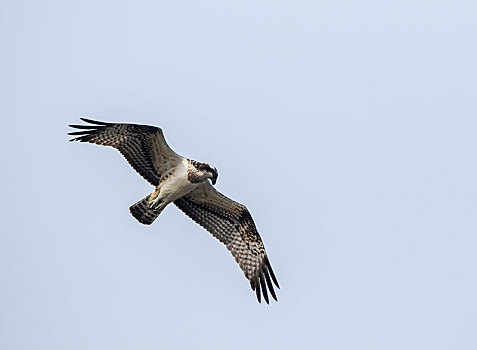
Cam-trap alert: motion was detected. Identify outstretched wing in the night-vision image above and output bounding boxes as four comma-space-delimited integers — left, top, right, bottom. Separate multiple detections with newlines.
68, 118, 181, 186
174, 182, 279, 304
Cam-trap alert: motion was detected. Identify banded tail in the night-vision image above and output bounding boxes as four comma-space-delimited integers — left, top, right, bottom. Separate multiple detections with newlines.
129, 194, 164, 225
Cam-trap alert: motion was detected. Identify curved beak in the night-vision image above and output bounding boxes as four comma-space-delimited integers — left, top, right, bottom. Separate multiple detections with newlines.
211, 172, 218, 185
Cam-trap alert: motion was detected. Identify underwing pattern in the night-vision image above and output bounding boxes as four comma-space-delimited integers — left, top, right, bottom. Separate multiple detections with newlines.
69, 118, 279, 303
174, 183, 279, 303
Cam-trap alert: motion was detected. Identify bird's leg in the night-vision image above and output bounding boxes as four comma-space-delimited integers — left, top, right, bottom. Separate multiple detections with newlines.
148, 187, 164, 210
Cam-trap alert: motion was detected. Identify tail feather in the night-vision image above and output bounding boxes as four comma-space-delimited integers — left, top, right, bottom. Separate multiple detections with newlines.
129, 195, 164, 225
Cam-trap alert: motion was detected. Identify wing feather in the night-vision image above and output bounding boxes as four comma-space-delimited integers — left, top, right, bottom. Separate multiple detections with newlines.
69, 118, 181, 186
174, 182, 279, 303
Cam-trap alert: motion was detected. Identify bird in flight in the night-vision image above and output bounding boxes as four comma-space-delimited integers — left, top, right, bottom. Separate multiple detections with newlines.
69, 118, 279, 303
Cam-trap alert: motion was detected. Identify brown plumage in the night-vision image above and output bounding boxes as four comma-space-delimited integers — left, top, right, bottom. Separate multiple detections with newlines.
69, 118, 180, 186
69, 118, 279, 303
174, 182, 279, 303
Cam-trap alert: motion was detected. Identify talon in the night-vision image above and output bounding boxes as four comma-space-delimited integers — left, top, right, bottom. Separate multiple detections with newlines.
149, 197, 162, 210
148, 188, 162, 210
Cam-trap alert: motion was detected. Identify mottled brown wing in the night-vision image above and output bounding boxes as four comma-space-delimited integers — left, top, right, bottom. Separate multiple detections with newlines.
68, 118, 182, 186
174, 182, 279, 304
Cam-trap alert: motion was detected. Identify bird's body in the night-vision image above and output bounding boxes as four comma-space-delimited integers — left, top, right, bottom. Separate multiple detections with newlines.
69, 118, 279, 303
147, 159, 199, 212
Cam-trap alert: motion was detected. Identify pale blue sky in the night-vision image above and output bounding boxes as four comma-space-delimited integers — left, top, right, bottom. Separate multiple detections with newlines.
1, 0, 476, 349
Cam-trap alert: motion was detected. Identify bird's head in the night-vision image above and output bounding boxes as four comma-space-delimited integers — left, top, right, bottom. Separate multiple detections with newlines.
199, 163, 218, 185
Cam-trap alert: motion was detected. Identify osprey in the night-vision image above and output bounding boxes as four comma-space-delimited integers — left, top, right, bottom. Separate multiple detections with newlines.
69, 118, 279, 303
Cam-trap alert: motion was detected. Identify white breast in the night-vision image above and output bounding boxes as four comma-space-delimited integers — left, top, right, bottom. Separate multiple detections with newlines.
157, 159, 198, 204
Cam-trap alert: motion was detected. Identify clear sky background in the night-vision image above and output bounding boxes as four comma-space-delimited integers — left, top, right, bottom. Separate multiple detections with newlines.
1, 1, 476, 349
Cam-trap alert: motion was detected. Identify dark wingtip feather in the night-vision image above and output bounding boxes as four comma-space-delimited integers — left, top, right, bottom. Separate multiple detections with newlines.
260, 274, 269, 304
265, 256, 280, 289
264, 267, 277, 301
67, 130, 96, 136
79, 117, 110, 125
68, 119, 105, 142
69, 119, 109, 141
68, 133, 93, 142
255, 278, 261, 303
250, 259, 279, 304
68, 124, 99, 130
